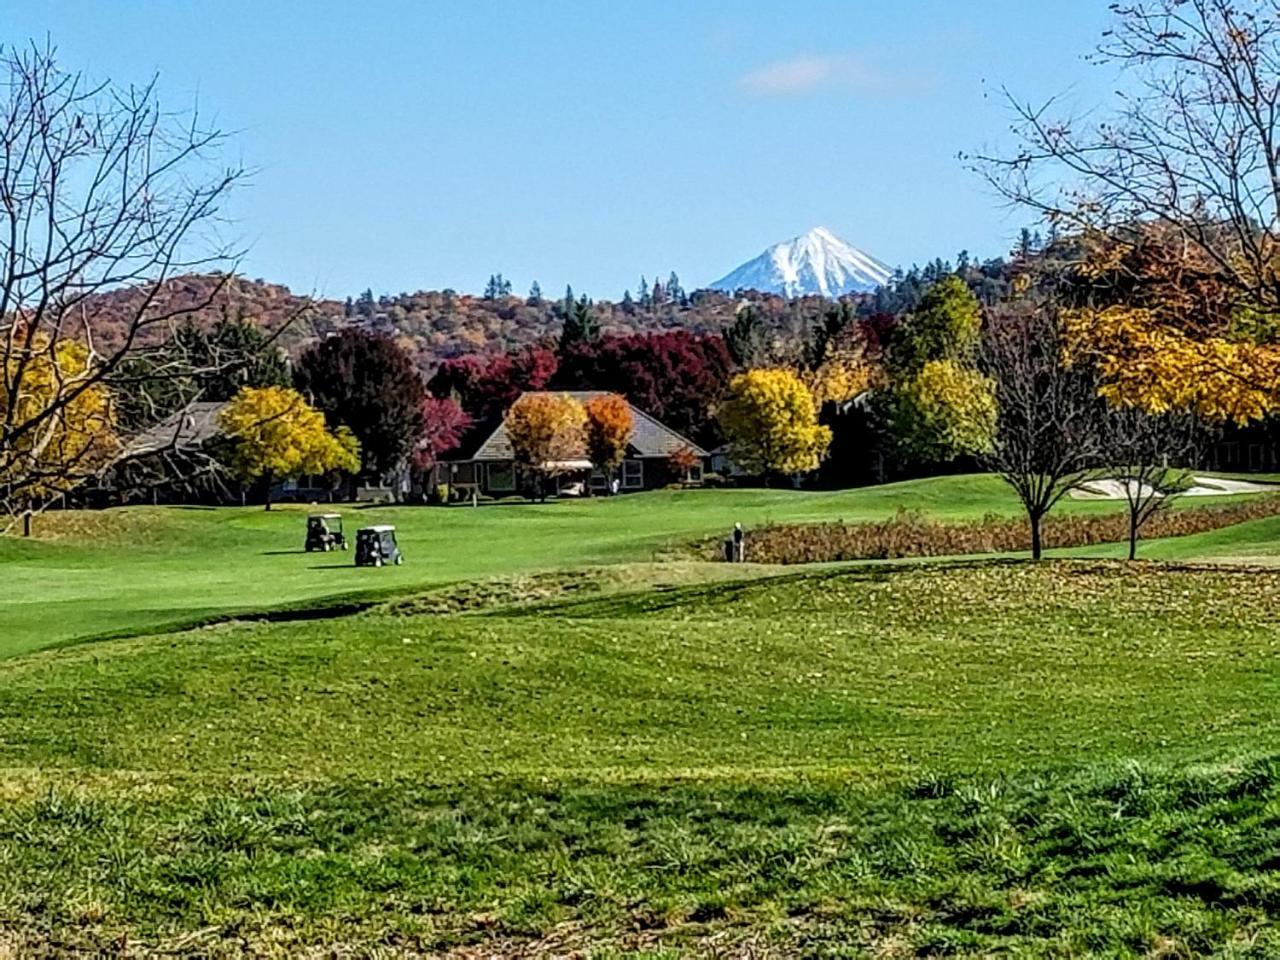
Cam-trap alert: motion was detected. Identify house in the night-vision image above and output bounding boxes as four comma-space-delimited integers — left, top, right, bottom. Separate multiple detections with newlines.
112, 400, 335, 504
437, 391, 709, 497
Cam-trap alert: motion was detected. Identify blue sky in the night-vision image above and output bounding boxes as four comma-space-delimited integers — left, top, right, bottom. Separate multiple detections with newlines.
7, 1, 1115, 299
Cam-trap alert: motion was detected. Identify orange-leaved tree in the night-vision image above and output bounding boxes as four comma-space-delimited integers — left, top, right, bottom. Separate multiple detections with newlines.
505, 393, 586, 498
582, 393, 633, 486
219, 386, 360, 509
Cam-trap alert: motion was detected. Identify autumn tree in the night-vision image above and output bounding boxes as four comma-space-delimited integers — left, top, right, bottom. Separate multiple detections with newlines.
555, 332, 733, 443
219, 386, 360, 509
413, 397, 472, 472
891, 359, 996, 464
668, 445, 702, 482
974, 0, 1280, 420
294, 329, 425, 480
428, 346, 558, 424
718, 369, 832, 480
1, 336, 118, 515
504, 393, 587, 499
0, 43, 249, 522
582, 393, 633, 484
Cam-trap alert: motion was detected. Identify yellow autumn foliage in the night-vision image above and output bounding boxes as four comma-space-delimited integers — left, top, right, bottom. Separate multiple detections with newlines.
1064, 306, 1280, 424
718, 368, 832, 476
219, 386, 360, 483
0, 336, 118, 501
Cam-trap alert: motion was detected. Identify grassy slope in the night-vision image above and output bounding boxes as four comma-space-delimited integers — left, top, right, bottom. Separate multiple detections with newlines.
0, 475, 1069, 657
2, 562, 1280, 954
2, 474, 1266, 658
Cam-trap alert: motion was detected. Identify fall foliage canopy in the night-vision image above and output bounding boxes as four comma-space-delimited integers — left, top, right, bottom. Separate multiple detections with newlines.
219, 387, 360, 497
891, 359, 996, 463
0, 336, 119, 506
718, 369, 831, 477
505, 393, 587, 481
582, 393, 633, 475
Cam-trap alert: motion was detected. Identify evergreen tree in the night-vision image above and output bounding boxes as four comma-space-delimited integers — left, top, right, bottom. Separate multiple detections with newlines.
561, 284, 575, 320
621, 289, 635, 313
652, 278, 665, 305
559, 294, 599, 352
484, 274, 500, 301
724, 305, 767, 368
356, 288, 375, 318
527, 280, 542, 305
667, 271, 685, 306
638, 275, 650, 308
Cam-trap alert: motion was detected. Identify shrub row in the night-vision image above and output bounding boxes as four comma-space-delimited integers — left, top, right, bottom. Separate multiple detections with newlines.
712, 496, 1280, 564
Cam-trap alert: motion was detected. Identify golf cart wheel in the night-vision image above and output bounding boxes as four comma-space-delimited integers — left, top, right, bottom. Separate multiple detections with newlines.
394, 555, 404, 566
373, 556, 383, 567
341, 540, 349, 551
322, 542, 331, 552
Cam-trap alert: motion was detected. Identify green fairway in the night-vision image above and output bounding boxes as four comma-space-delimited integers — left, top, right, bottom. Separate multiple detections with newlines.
0, 474, 1090, 657
2, 561, 1280, 954
5, 473, 1273, 658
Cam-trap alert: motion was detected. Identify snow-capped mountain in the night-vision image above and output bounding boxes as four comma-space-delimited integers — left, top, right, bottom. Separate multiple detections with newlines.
709, 226, 893, 298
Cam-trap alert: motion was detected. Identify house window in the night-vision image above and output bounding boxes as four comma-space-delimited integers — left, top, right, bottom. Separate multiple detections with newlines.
686, 463, 703, 483
623, 459, 644, 489
589, 468, 609, 490
487, 461, 516, 491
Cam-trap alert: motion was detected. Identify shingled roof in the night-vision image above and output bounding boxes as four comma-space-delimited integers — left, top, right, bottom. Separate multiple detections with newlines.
462, 391, 707, 462
122, 400, 229, 458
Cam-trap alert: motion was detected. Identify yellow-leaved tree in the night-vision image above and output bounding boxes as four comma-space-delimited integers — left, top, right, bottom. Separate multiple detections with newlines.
891, 359, 996, 463
718, 369, 831, 479
219, 386, 360, 509
0, 335, 118, 516
1064, 305, 1280, 424
505, 392, 587, 498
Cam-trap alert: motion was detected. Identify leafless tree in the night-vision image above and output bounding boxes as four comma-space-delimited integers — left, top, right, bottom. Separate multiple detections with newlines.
979, 300, 1105, 560
1095, 407, 1206, 560
972, 0, 1280, 314
0, 42, 249, 525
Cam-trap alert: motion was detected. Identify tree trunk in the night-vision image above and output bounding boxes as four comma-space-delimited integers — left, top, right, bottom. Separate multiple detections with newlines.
1128, 511, 1139, 561
263, 470, 274, 511
1029, 512, 1043, 561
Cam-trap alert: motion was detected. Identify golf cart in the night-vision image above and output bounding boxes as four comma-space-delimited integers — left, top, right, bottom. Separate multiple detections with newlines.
305, 513, 347, 552
355, 525, 403, 567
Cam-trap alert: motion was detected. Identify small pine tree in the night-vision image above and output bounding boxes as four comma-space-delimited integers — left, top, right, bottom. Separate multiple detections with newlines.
559, 294, 599, 351
528, 280, 542, 304
621, 289, 635, 313
562, 284, 575, 319
638, 275, 650, 307
652, 278, 665, 305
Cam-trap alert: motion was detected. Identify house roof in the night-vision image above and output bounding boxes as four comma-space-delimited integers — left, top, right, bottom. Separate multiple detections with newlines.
121, 400, 229, 458
458, 391, 708, 462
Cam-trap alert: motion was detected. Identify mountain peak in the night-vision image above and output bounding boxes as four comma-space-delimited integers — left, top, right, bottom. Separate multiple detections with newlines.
710, 227, 892, 298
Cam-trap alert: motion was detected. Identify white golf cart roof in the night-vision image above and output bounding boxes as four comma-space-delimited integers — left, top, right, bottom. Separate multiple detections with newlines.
310, 513, 342, 520
360, 524, 397, 533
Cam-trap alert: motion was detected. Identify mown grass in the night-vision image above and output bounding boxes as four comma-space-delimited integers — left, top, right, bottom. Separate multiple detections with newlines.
0, 474, 1271, 658
2, 562, 1280, 954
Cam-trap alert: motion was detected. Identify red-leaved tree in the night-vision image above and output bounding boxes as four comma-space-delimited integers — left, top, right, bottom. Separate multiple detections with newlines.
427, 346, 557, 424
414, 397, 472, 471
555, 332, 732, 442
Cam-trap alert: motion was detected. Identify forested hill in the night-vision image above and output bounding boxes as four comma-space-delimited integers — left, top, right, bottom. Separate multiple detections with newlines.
79, 254, 1015, 371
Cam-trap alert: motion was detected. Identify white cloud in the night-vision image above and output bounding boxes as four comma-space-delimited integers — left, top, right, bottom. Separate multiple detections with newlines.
740, 53, 882, 97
